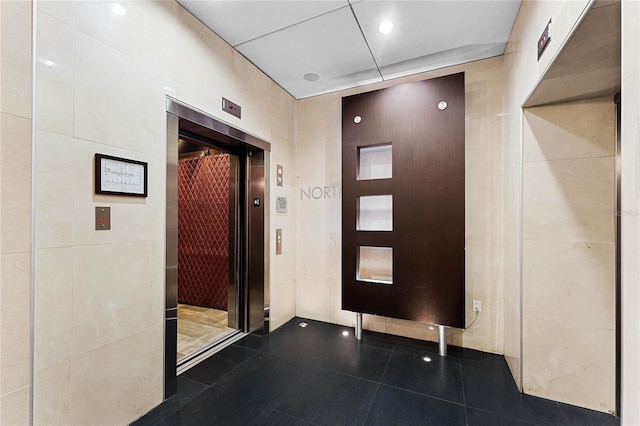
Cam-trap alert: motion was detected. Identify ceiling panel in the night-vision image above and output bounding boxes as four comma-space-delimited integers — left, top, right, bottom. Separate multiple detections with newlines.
379, 42, 507, 80
353, 1, 521, 67
179, 0, 523, 98
236, 6, 381, 98
178, 0, 348, 47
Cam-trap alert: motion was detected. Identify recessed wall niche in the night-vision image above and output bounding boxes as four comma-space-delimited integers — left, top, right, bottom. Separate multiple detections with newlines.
357, 246, 393, 284
357, 144, 392, 180
342, 72, 466, 328
357, 195, 393, 231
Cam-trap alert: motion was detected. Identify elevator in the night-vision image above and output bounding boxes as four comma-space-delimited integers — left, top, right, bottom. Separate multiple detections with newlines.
164, 99, 270, 397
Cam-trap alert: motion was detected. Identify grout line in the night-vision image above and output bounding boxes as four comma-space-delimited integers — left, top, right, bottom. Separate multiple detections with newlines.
209, 350, 261, 387
522, 154, 616, 165
378, 383, 467, 408
312, 365, 386, 386
29, 1, 38, 425
233, 4, 351, 48
0, 110, 33, 121
460, 363, 468, 408
271, 409, 319, 426
362, 383, 381, 426
522, 238, 616, 245
380, 345, 395, 381
466, 406, 540, 426
255, 345, 385, 386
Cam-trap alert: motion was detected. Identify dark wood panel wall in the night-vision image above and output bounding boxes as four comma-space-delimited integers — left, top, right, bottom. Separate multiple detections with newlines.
341, 73, 466, 328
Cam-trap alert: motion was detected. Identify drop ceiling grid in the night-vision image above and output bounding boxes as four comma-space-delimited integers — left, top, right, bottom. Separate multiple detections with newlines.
178, 0, 351, 47
236, 6, 382, 99
177, 0, 523, 99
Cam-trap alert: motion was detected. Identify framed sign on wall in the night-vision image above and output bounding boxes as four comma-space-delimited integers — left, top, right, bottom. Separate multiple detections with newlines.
94, 154, 148, 197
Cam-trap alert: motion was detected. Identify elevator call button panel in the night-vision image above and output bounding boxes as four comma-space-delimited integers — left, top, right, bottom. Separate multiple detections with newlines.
276, 229, 282, 255
95, 206, 111, 230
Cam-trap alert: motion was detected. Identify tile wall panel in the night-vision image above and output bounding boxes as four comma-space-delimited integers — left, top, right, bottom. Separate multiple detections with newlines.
31, 2, 297, 424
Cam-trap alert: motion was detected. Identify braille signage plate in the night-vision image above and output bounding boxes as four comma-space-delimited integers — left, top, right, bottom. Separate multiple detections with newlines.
276, 197, 287, 213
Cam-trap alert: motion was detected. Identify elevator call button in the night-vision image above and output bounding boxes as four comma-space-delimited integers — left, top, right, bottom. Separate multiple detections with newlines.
253, 198, 261, 207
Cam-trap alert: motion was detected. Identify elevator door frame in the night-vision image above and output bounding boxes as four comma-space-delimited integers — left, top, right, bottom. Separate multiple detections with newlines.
165, 98, 270, 398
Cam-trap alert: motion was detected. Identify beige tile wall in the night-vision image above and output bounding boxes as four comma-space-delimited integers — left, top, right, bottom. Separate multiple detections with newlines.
522, 98, 616, 413
620, 1, 640, 424
4, 0, 633, 423
31, 1, 297, 424
0, 0, 32, 424
295, 56, 507, 354
502, 0, 592, 389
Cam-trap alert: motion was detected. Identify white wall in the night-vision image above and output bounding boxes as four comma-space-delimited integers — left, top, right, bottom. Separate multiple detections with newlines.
31, 1, 296, 424
620, 1, 640, 424
0, 1, 32, 424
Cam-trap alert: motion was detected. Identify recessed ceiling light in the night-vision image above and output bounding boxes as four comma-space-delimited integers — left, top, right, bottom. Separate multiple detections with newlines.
342, 331, 349, 336
110, 3, 127, 16
299, 322, 308, 328
303, 72, 320, 82
422, 356, 432, 362
42, 59, 56, 67
378, 20, 393, 35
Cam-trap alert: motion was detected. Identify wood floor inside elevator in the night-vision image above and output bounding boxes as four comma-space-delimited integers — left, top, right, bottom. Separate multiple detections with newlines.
177, 304, 236, 361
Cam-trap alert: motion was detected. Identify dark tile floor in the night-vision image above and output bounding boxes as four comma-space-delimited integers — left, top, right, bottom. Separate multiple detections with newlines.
132, 317, 619, 426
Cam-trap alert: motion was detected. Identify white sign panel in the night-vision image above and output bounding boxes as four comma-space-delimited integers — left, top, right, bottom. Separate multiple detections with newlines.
95, 154, 147, 197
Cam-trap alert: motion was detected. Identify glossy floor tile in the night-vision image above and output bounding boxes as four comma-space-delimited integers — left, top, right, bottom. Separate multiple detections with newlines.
132, 317, 620, 426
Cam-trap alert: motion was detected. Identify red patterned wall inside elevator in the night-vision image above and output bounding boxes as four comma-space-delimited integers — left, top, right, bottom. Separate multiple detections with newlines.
178, 154, 230, 310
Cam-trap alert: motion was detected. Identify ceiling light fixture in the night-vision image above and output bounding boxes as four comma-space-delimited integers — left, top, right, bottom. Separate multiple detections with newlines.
42, 59, 57, 67
303, 72, 320, 82
378, 20, 393, 35
422, 356, 432, 362
342, 331, 349, 336
110, 3, 127, 16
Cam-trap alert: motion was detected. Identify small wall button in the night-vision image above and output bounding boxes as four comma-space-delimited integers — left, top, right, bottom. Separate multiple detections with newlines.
276, 229, 282, 255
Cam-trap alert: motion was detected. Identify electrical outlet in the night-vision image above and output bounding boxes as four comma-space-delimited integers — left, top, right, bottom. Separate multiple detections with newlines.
472, 300, 482, 312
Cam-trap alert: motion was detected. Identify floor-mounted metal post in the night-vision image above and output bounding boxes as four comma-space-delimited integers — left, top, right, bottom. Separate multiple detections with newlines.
438, 325, 447, 357
355, 313, 363, 340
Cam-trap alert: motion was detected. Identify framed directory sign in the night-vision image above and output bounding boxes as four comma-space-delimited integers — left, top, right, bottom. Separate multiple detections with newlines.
94, 154, 148, 197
